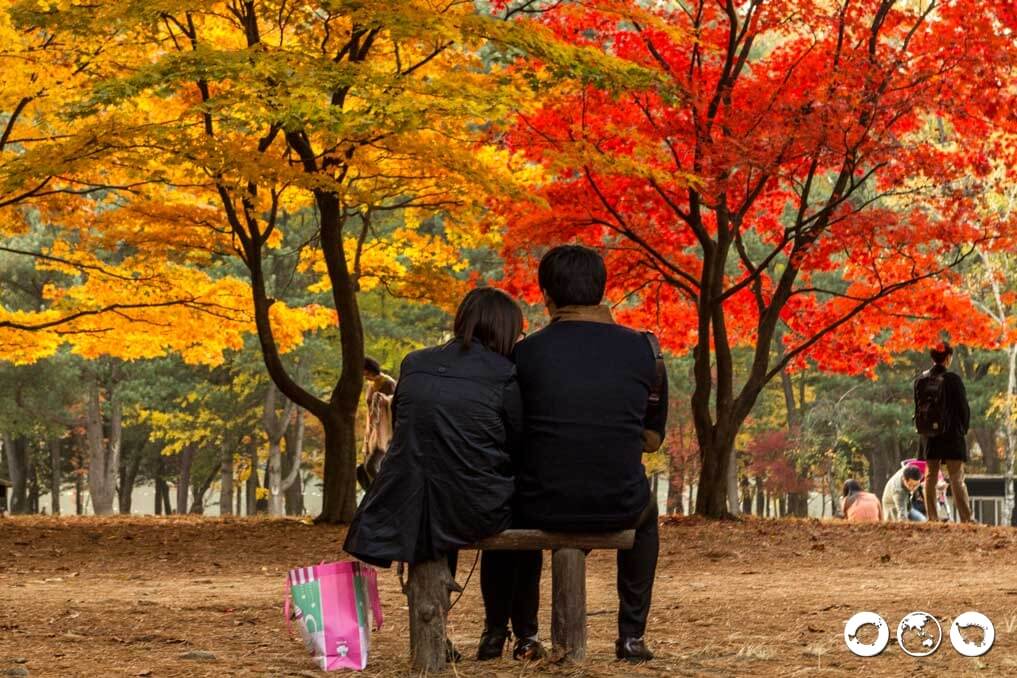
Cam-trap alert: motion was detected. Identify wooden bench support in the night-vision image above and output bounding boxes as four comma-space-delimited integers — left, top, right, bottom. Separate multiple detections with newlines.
406, 559, 454, 673
551, 548, 587, 661
406, 529, 635, 672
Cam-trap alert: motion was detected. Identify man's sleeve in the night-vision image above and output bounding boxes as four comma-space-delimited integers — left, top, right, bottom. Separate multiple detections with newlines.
643, 359, 668, 452
502, 373, 525, 462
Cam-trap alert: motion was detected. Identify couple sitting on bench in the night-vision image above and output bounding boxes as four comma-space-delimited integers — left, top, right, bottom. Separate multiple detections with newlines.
343, 245, 669, 663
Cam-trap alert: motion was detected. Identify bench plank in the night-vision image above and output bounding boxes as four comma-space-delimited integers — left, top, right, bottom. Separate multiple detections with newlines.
469, 529, 635, 551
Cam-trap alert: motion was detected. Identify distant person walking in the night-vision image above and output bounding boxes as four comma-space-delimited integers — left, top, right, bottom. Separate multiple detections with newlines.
882, 464, 926, 522
357, 357, 398, 490
842, 480, 882, 522
913, 341, 973, 523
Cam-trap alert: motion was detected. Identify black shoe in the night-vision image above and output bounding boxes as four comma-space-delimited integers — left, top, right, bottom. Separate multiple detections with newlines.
513, 637, 547, 661
446, 639, 462, 663
616, 637, 653, 662
476, 627, 508, 661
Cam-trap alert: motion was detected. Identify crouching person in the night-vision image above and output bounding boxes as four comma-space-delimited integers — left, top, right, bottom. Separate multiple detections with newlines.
882, 464, 926, 522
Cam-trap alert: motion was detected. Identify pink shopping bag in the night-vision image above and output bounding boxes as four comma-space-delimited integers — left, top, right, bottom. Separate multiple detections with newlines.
286, 561, 384, 671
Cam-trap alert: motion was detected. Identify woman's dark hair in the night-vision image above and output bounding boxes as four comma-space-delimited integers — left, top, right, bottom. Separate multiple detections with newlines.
364, 356, 382, 376
930, 340, 954, 365
453, 287, 523, 358
903, 464, 923, 482
538, 245, 607, 307
842, 479, 863, 497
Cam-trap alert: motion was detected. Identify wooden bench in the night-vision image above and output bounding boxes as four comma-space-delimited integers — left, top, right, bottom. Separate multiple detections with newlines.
405, 529, 635, 672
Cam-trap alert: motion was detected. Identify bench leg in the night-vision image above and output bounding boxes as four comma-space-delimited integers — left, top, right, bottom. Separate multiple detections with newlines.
551, 547, 586, 661
407, 559, 451, 672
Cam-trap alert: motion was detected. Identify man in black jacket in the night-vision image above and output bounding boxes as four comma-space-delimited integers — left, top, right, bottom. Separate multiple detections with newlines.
478, 245, 667, 663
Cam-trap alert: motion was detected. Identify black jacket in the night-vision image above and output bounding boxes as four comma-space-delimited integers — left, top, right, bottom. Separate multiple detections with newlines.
343, 340, 521, 567
917, 364, 970, 461
512, 319, 668, 531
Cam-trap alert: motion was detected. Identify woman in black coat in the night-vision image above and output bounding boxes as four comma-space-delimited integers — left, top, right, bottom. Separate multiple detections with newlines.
343, 287, 524, 570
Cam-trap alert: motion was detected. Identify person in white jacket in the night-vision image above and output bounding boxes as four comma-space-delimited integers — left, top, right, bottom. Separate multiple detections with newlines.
882, 464, 926, 522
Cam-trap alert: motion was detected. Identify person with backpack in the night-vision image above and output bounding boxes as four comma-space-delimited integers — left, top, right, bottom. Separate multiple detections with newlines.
913, 341, 973, 523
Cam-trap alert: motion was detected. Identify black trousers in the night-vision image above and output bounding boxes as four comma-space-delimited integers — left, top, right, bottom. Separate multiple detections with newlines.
479, 500, 659, 640
479, 549, 542, 639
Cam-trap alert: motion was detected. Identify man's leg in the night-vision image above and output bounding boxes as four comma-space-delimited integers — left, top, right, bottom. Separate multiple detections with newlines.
617, 500, 659, 640
945, 460, 973, 523
908, 508, 928, 522
924, 459, 941, 522
509, 550, 543, 640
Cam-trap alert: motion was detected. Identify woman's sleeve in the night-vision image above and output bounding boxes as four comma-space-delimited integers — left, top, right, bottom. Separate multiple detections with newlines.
501, 373, 525, 461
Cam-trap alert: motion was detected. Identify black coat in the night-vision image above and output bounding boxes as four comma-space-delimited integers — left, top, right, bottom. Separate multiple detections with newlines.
343, 340, 521, 567
917, 365, 970, 462
512, 320, 667, 531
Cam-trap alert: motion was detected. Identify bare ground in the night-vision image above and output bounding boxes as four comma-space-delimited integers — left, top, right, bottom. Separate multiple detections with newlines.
2, 515, 1017, 677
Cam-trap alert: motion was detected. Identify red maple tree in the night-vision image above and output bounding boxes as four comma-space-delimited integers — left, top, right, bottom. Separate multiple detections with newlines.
497, 1, 1017, 516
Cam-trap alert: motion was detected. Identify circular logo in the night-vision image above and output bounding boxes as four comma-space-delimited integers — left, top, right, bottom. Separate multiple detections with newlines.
845, 612, 890, 657
950, 611, 995, 657
897, 611, 943, 657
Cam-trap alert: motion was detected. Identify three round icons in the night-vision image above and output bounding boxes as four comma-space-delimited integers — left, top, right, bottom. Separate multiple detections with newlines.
844, 611, 994, 658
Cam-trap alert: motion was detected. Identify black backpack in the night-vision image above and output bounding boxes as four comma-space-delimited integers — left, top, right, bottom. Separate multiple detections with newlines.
914, 369, 947, 437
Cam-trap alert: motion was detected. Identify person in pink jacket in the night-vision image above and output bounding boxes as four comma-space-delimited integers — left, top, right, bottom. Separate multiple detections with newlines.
842, 479, 882, 522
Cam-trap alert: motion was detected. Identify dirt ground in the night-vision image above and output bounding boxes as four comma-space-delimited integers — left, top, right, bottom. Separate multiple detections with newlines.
2, 516, 1017, 677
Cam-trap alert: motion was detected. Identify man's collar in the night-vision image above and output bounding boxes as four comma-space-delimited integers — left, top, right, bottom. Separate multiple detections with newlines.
550, 304, 615, 325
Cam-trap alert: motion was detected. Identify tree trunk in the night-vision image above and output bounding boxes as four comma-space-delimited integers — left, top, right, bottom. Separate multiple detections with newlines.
86, 371, 122, 516
118, 453, 141, 515
666, 465, 684, 515
190, 463, 218, 514
263, 383, 296, 517
867, 442, 896, 499
726, 446, 740, 515
4, 435, 30, 514
283, 408, 306, 516
695, 425, 738, 518
754, 477, 765, 516
235, 484, 242, 516
246, 446, 260, 516
154, 456, 171, 515
972, 427, 1001, 474
74, 466, 84, 515
49, 438, 61, 515
320, 413, 358, 523
27, 460, 39, 514
407, 559, 453, 672
220, 453, 234, 516
1002, 344, 1016, 527
176, 445, 194, 517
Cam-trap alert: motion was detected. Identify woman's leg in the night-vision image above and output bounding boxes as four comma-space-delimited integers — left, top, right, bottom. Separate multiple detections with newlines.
945, 460, 973, 523
480, 551, 515, 633
924, 459, 942, 521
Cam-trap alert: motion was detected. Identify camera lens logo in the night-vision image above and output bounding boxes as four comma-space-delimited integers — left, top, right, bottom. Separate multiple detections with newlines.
950, 611, 995, 657
897, 611, 942, 657
844, 612, 890, 657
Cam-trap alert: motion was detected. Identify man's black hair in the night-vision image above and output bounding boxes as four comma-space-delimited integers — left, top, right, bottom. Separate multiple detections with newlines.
364, 356, 382, 376
538, 245, 607, 308
930, 341, 954, 365
903, 464, 922, 482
